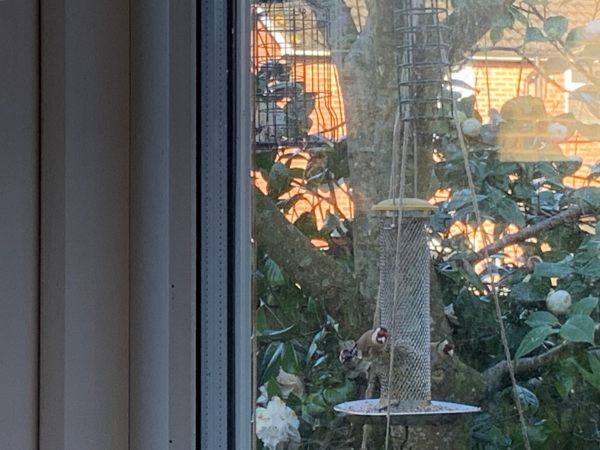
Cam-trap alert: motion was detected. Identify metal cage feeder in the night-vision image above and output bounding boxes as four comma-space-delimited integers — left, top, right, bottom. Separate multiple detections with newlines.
252, 0, 344, 150
395, 0, 453, 122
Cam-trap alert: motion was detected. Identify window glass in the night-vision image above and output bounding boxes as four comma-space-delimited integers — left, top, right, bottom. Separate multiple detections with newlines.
252, 1, 600, 448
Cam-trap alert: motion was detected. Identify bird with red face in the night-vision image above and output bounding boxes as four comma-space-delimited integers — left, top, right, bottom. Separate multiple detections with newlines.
339, 327, 390, 363
430, 338, 454, 369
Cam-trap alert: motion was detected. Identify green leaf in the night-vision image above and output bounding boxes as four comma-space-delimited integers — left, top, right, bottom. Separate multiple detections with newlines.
526, 311, 560, 328
293, 211, 318, 237
496, 198, 526, 226
306, 328, 326, 362
573, 187, 600, 208
543, 16, 568, 39
490, 27, 504, 45
302, 393, 328, 416
510, 281, 547, 303
541, 57, 570, 75
554, 364, 576, 399
447, 188, 486, 211
527, 423, 548, 443
565, 26, 586, 50
559, 314, 596, 344
267, 162, 291, 198
570, 296, 599, 316
493, 10, 514, 29
581, 258, 600, 278
515, 325, 557, 358
264, 256, 285, 286
515, 385, 540, 414
533, 261, 575, 278
256, 304, 269, 332
257, 324, 295, 339
265, 377, 283, 398
526, 27, 547, 42
260, 342, 284, 384
323, 380, 355, 405
573, 354, 600, 391
509, 6, 529, 26
588, 163, 600, 179
280, 342, 300, 373
589, 352, 600, 374
456, 260, 486, 291
255, 150, 277, 172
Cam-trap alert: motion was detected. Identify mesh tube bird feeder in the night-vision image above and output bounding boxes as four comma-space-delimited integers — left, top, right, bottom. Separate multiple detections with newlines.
335, 199, 480, 420
374, 198, 435, 409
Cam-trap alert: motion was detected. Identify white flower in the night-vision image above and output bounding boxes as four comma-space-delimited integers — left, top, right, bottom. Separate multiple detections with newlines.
461, 118, 482, 138
257, 384, 269, 406
547, 122, 569, 142
546, 289, 572, 316
584, 19, 600, 41
276, 368, 304, 399
256, 396, 301, 450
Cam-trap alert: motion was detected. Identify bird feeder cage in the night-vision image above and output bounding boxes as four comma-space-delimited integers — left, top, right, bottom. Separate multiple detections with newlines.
395, 0, 453, 122
252, 0, 344, 150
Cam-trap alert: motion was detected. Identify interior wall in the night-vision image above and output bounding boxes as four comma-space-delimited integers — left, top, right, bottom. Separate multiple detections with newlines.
0, 1, 39, 449
39, 0, 130, 448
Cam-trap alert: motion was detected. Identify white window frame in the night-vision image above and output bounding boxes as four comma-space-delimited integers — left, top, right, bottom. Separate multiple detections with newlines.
38, 0, 198, 449
3, 0, 253, 447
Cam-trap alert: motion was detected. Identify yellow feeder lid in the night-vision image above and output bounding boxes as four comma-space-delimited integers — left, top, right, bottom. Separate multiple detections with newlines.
372, 198, 438, 212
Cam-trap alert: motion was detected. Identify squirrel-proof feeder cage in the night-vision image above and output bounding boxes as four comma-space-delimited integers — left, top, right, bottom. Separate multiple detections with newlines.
335, 199, 480, 421
252, 0, 343, 150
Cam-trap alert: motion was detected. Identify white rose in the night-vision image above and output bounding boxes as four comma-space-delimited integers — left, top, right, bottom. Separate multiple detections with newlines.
546, 289, 572, 316
461, 118, 482, 138
256, 396, 301, 450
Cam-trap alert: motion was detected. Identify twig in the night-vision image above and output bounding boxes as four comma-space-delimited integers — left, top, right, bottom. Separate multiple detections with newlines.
466, 205, 585, 264
484, 342, 589, 392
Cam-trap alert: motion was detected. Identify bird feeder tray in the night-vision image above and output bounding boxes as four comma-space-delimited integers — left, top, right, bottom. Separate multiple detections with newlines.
334, 399, 480, 425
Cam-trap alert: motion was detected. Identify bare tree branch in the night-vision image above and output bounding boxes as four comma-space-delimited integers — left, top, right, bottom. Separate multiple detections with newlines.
484, 342, 589, 392
466, 205, 586, 265
448, 0, 516, 64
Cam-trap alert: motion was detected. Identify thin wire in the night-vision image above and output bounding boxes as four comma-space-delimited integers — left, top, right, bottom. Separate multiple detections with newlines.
412, 121, 419, 197
384, 117, 410, 450
389, 106, 402, 200
452, 104, 532, 450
